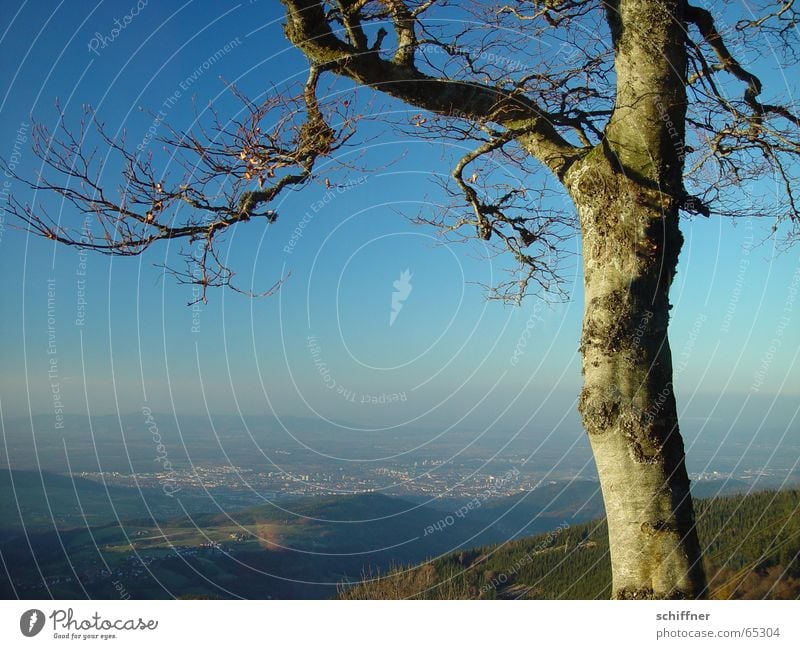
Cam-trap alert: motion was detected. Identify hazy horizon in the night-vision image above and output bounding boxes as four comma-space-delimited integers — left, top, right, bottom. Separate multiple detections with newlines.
0, 1, 797, 466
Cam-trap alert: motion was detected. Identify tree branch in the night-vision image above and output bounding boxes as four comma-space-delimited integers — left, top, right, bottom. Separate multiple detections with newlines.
280, 0, 580, 176
686, 4, 800, 129
1, 66, 357, 301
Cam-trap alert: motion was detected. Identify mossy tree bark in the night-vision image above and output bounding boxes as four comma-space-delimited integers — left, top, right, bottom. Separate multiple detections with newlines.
281, 0, 707, 599
562, 0, 705, 598
565, 156, 705, 598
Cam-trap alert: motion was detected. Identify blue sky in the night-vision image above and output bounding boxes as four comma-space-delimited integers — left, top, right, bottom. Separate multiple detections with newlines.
0, 1, 797, 448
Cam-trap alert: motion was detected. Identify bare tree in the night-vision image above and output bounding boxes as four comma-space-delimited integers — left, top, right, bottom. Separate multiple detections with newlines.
5, 0, 799, 599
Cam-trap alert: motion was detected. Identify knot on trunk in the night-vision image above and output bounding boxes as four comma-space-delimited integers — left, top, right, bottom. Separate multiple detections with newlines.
580, 290, 657, 360
578, 387, 621, 436
622, 414, 666, 465
615, 586, 690, 600
615, 586, 659, 600
641, 519, 678, 535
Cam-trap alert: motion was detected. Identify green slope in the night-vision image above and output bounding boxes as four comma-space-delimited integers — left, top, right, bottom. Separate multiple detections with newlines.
340, 489, 800, 599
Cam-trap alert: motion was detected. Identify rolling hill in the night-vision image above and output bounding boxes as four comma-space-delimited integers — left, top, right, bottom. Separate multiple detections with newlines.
0, 490, 508, 599
339, 489, 800, 599
3, 467, 796, 600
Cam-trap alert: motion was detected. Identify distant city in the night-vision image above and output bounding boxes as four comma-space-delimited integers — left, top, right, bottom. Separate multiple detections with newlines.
72, 459, 799, 501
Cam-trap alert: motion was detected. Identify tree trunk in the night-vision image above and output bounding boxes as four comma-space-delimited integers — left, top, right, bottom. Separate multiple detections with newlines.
553, 0, 706, 599
284, 0, 709, 598
565, 152, 705, 599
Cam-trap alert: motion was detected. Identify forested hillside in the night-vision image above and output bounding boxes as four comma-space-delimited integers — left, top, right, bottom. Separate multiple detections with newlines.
340, 490, 800, 599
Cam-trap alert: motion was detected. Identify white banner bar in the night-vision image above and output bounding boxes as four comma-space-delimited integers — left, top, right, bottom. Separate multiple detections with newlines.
2, 600, 798, 648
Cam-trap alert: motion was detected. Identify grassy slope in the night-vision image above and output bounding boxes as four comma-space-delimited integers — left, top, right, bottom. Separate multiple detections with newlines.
340, 489, 800, 599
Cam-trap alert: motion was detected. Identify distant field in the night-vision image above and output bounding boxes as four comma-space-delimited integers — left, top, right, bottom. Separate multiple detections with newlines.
0, 489, 509, 599
2, 467, 795, 599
